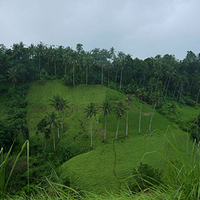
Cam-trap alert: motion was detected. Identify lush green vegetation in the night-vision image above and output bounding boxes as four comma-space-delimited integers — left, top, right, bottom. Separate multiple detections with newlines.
1, 42, 200, 199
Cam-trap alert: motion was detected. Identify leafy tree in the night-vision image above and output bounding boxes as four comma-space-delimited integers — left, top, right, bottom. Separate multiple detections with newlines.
114, 101, 125, 140
102, 99, 112, 141
84, 103, 97, 148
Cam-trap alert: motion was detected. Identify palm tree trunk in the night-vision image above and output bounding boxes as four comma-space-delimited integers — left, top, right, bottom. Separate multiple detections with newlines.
86, 65, 88, 85
52, 126, 55, 151
126, 109, 129, 136
64, 62, 67, 76
57, 109, 59, 138
73, 62, 75, 87
197, 88, 200, 103
61, 111, 64, 131
108, 69, 110, 87
120, 68, 123, 89
115, 118, 120, 139
38, 54, 41, 74
173, 81, 179, 99
115, 68, 119, 82
139, 102, 142, 134
104, 115, 107, 141
90, 117, 93, 147
101, 65, 103, 85
162, 76, 169, 96
149, 102, 156, 132
164, 75, 172, 100
55, 62, 57, 77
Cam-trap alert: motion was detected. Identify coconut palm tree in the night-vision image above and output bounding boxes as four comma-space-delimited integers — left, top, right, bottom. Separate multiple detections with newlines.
59, 98, 70, 131
46, 112, 59, 151
102, 99, 112, 141
114, 101, 125, 140
125, 95, 134, 136
49, 94, 62, 138
118, 51, 126, 90
36, 42, 45, 73
7, 67, 19, 86
84, 103, 97, 148
136, 88, 146, 134
148, 91, 161, 132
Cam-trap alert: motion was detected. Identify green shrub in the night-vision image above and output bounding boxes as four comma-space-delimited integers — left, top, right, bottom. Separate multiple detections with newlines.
129, 162, 163, 193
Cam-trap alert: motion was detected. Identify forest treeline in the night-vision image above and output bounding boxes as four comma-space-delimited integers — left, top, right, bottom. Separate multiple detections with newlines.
1, 42, 200, 104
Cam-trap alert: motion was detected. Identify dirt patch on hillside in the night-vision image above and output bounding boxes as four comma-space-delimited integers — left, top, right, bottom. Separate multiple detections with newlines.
143, 113, 151, 116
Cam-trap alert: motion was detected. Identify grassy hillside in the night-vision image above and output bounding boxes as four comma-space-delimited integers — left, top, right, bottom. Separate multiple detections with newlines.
23, 80, 200, 194
26, 80, 125, 151
59, 119, 192, 194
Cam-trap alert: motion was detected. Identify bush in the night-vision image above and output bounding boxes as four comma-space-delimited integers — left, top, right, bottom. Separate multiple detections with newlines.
184, 96, 197, 107
129, 162, 163, 193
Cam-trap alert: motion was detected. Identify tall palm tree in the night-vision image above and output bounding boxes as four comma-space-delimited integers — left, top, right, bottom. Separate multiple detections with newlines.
136, 88, 146, 134
49, 94, 62, 138
148, 91, 161, 132
46, 112, 59, 151
7, 67, 19, 86
125, 95, 133, 136
36, 42, 45, 74
84, 103, 97, 148
114, 101, 125, 140
59, 98, 70, 131
102, 99, 112, 141
118, 51, 126, 90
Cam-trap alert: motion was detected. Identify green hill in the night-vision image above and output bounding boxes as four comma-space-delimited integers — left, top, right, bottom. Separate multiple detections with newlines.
6, 80, 199, 195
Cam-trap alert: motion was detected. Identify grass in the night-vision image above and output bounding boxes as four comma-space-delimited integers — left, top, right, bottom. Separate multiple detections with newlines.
59, 126, 191, 194
24, 80, 200, 194
2, 80, 200, 198
26, 80, 125, 150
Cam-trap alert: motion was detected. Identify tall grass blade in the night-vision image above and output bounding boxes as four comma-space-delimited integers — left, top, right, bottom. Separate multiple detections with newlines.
4, 140, 29, 192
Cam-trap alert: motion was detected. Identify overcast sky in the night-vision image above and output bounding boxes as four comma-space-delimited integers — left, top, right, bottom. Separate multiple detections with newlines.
0, 0, 199, 60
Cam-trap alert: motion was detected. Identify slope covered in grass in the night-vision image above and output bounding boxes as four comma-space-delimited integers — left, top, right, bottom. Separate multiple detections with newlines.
59, 125, 192, 194
24, 80, 198, 194
26, 80, 125, 151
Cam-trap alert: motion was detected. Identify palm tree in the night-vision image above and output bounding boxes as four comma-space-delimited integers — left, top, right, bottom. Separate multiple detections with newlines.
84, 103, 97, 148
7, 67, 19, 86
49, 94, 62, 138
102, 99, 112, 141
59, 98, 70, 131
118, 51, 126, 90
125, 95, 133, 136
71, 52, 77, 87
148, 91, 161, 132
36, 42, 45, 73
114, 101, 125, 140
46, 112, 59, 151
136, 88, 146, 134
